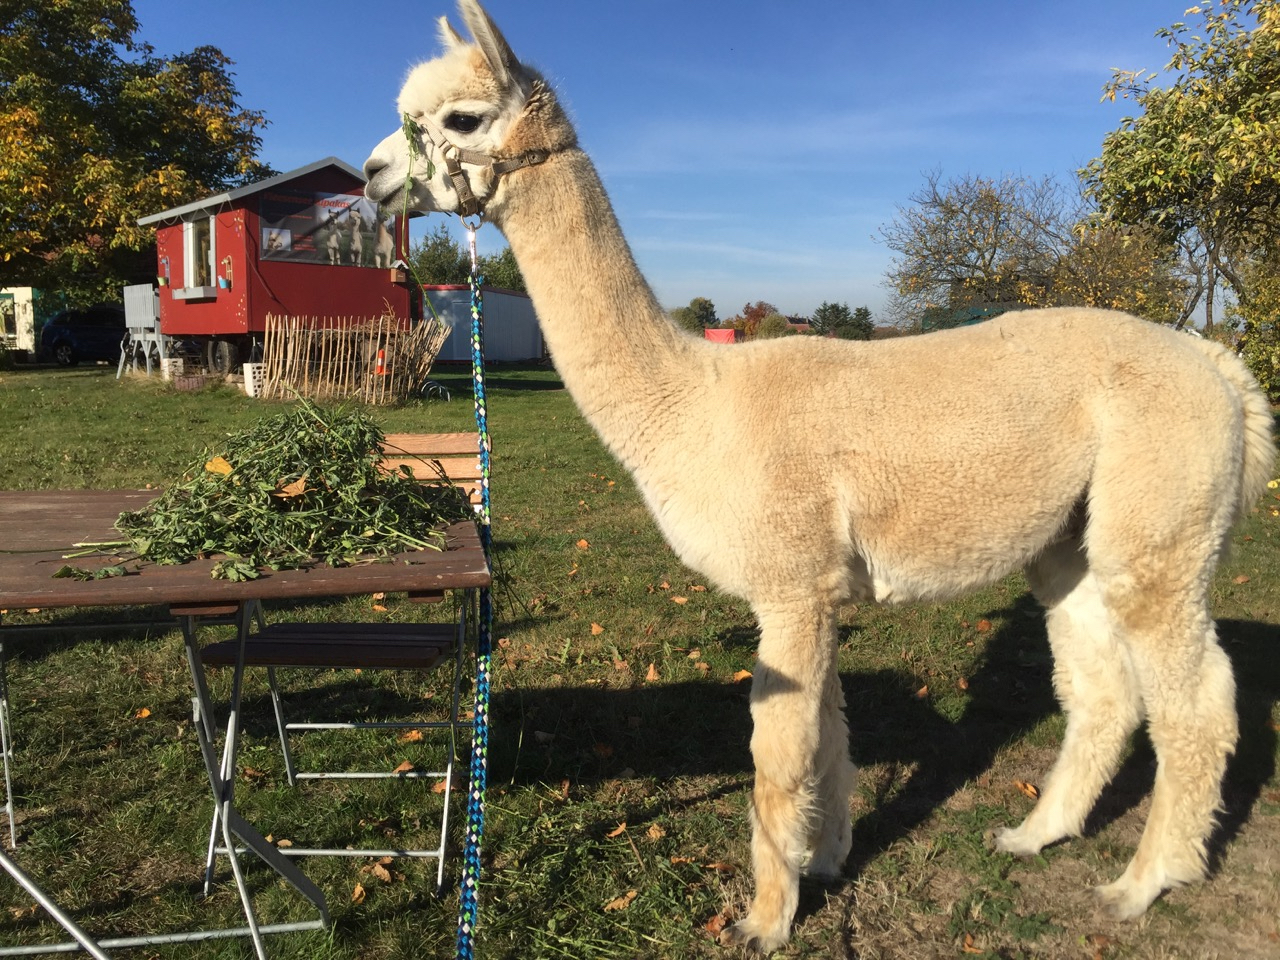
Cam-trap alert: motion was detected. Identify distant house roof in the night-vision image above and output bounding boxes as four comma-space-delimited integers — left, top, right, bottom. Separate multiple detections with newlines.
137, 156, 365, 226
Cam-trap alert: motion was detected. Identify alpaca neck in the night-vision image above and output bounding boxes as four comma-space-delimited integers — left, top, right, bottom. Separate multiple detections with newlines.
490, 149, 702, 465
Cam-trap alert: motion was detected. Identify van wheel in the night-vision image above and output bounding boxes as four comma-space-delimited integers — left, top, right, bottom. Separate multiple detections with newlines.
53, 342, 77, 366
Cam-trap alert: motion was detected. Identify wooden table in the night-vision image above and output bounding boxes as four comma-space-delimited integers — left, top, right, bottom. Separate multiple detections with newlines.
0, 490, 491, 958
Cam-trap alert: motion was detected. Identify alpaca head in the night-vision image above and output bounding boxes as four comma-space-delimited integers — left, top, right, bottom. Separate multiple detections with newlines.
363, 0, 575, 219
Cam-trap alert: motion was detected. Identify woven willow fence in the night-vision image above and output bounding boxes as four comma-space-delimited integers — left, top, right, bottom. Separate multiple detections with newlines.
259, 313, 448, 404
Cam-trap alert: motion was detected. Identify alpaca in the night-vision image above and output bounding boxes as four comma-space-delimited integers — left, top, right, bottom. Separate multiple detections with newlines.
373, 214, 395, 268
325, 209, 342, 265
362, 2, 1275, 952
348, 207, 365, 265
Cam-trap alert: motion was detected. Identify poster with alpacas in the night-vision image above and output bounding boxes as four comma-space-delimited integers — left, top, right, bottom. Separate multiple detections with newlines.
362, 1, 1274, 954
259, 190, 393, 268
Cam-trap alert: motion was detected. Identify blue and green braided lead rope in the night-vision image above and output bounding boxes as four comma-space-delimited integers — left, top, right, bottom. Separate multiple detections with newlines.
456, 264, 492, 960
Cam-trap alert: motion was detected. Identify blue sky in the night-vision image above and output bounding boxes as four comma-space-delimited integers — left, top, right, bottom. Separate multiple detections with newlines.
131, 0, 1181, 321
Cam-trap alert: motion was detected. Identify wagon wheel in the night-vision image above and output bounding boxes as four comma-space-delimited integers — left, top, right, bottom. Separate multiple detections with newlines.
205, 338, 239, 375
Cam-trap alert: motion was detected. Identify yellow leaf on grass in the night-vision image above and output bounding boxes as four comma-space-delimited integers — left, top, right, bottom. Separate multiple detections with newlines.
392, 760, 415, 775
1014, 779, 1041, 799
647, 824, 666, 840
603, 890, 637, 912
591, 622, 604, 635
351, 883, 367, 904
962, 933, 984, 954
134, 707, 151, 719
398, 729, 424, 743
915, 685, 929, 699
432, 779, 448, 794
371, 604, 388, 612
576, 538, 590, 550
704, 912, 729, 935
671, 596, 688, 605
606, 822, 627, 838
732, 670, 753, 683
645, 662, 660, 682
204, 456, 233, 475
687, 648, 701, 659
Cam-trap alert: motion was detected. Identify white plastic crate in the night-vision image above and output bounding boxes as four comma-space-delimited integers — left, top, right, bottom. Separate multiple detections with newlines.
243, 362, 267, 398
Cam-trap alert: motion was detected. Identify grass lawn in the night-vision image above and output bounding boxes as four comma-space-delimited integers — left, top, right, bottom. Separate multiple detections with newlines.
0, 363, 1277, 959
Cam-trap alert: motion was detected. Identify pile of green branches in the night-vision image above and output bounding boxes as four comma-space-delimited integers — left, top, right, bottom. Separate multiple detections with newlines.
114, 400, 471, 580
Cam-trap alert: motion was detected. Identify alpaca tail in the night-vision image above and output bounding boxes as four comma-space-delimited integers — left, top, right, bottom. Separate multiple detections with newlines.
1191, 337, 1276, 522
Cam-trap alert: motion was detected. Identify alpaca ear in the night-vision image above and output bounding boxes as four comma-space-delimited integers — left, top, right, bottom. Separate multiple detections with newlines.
457, 0, 519, 87
437, 15, 466, 51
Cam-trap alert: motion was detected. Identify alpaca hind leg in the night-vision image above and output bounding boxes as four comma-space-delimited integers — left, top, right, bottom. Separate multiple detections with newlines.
994, 540, 1143, 856
720, 601, 836, 954
804, 665, 856, 878
1094, 603, 1236, 918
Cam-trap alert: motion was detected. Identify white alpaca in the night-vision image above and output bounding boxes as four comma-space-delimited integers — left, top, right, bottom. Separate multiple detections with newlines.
348, 207, 365, 265
363, 2, 1276, 952
325, 209, 342, 265
373, 215, 395, 268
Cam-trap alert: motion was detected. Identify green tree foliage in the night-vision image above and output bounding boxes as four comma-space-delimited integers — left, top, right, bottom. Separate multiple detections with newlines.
809, 301, 874, 339
0, 0, 273, 301
1083, 0, 1280, 332
755, 312, 792, 339
670, 296, 717, 334
407, 224, 525, 290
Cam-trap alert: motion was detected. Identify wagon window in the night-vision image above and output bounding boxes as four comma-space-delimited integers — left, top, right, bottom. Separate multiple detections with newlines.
182, 217, 215, 288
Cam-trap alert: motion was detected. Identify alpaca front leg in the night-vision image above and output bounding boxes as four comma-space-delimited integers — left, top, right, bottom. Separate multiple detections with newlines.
721, 602, 836, 954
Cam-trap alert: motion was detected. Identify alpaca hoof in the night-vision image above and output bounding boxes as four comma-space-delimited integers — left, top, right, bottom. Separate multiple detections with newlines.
1093, 878, 1158, 920
718, 917, 788, 955
989, 826, 1043, 858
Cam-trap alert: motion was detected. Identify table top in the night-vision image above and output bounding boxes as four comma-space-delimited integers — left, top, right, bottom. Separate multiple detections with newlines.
0, 489, 491, 610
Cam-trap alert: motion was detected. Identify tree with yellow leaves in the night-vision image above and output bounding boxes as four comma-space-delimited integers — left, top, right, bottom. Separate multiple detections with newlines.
0, 1, 272, 302
1083, 0, 1280, 336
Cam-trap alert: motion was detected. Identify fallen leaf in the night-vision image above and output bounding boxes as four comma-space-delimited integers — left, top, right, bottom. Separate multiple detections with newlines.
371, 604, 388, 612
241, 766, 266, 780
1234, 574, 1251, 584
915, 685, 929, 699
576, 538, 590, 550
604, 890, 637, 912
647, 824, 666, 840
398, 729, 425, 743
371, 862, 392, 882
704, 861, 736, 875
607, 822, 627, 838
1014, 779, 1041, 799
695, 661, 711, 674
613, 659, 630, 672
274, 475, 307, 498
560, 778, 571, 799
392, 760, 415, 775
205, 455, 233, 475
687, 648, 701, 659
671, 596, 689, 605
976, 619, 992, 633
961, 933, 984, 954
134, 707, 151, 719
957, 677, 970, 691
645, 662, 660, 682
704, 912, 729, 936
274, 838, 293, 848
659, 580, 670, 590
432, 779, 448, 794
591, 622, 604, 635
351, 883, 367, 904
372, 592, 386, 601
690, 584, 707, 592
732, 669, 753, 683
670, 856, 696, 864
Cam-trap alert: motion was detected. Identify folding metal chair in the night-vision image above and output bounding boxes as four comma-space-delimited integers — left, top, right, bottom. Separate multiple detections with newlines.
197, 433, 484, 893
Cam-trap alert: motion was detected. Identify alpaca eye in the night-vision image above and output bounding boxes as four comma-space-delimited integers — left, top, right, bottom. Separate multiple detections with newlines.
445, 113, 482, 134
